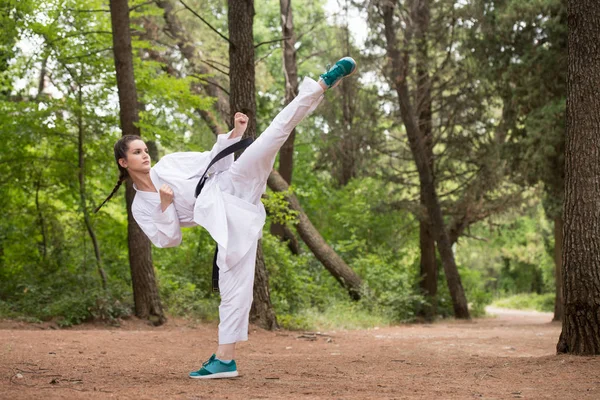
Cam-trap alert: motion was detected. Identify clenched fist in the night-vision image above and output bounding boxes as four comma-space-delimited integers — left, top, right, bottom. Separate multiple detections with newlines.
159, 184, 174, 212
231, 112, 249, 138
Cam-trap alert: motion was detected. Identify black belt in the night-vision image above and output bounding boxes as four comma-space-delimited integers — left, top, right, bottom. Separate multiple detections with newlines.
195, 137, 253, 292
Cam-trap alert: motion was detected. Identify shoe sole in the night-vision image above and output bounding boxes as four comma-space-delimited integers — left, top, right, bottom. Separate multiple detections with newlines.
329, 56, 358, 89
189, 370, 239, 379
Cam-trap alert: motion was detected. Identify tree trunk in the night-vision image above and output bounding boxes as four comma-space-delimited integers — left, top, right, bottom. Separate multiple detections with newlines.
413, 0, 437, 322
109, 0, 165, 324
268, 170, 363, 299
553, 216, 563, 322
381, 2, 469, 319
270, 0, 301, 254
228, 0, 277, 330
418, 218, 437, 320
34, 177, 47, 260
277, 0, 299, 184
250, 241, 278, 329
557, 0, 600, 355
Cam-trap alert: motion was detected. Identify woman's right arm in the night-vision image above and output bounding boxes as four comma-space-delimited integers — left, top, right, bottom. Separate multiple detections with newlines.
132, 201, 183, 248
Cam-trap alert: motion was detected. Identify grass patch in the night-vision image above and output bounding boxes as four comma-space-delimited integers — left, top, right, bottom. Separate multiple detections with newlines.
277, 302, 391, 331
492, 293, 555, 312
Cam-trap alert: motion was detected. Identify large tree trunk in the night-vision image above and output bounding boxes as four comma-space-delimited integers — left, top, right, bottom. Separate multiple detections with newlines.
270, 0, 301, 254
268, 170, 363, 299
553, 216, 563, 322
413, 0, 437, 322
556, 0, 600, 355
381, 2, 469, 319
109, 0, 165, 325
228, 0, 278, 330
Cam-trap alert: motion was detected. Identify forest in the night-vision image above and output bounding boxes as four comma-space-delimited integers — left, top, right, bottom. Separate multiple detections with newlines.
0, 0, 585, 349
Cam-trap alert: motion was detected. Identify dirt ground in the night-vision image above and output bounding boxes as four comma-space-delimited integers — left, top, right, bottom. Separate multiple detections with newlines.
1, 307, 598, 400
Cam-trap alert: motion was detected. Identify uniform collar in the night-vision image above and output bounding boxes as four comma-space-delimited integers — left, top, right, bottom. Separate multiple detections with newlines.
133, 169, 161, 198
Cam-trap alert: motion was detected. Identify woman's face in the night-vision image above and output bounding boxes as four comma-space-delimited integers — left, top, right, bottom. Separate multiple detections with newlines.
118, 139, 151, 173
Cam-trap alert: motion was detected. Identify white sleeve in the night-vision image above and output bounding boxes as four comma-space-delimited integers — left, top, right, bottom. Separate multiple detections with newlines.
133, 203, 183, 248
208, 130, 243, 173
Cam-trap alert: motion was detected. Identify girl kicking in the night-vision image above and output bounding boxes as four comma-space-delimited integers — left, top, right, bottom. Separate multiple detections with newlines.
96, 57, 357, 379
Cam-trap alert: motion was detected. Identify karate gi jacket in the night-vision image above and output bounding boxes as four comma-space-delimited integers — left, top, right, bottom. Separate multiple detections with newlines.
132, 131, 266, 272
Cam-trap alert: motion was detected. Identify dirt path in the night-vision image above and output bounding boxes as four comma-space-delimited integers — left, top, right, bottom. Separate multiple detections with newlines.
1, 308, 598, 399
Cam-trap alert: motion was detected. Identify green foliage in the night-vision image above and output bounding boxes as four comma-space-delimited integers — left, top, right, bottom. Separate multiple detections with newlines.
456, 202, 555, 298
492, 293, 555, 313
262, 189, 299, 226
352, 251, 423, 322
262, 231, 338, 316
0, 282, 133, 328
462, 0, 566, 218
157, 269, 220, 320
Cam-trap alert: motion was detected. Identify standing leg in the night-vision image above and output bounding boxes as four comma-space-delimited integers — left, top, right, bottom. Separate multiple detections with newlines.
216, 240, 258, 346
188, 240, 257, 379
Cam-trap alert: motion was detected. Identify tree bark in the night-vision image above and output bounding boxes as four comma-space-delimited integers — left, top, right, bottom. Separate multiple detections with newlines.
553, 216, 564, 322
270, 0, 301, 253
557, 0, 600, 355
249, 241, 278, 329
34, 177, 47, 260
268, 170, 363, 299
109, 0, 165, 325
381, 2, 469, 319
277, 0, 299, 184
228, 0, 278, 330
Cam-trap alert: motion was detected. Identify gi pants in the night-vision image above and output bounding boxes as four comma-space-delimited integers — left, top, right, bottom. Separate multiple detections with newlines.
215, 77, 324, 344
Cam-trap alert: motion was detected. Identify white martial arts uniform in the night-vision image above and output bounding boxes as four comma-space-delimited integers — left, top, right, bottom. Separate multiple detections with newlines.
132, 77, 324, 344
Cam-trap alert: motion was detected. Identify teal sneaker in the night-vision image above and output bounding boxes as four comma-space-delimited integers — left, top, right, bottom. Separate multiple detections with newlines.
319, 56, 357, 89
189, 354, 239, 379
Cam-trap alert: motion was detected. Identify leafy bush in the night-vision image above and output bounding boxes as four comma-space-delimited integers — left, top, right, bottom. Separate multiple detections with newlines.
157, 269, 219, 321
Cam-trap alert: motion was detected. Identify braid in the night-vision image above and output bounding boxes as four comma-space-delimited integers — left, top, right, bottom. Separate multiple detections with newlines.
94, 173, 126, 213
96, 134, 142, 214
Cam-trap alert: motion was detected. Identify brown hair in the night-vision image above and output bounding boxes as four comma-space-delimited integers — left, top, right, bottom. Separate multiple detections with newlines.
94, 135, 142, 213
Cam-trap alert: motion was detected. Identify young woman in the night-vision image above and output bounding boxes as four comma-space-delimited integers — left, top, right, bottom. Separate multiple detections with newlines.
97, 57, 357, 379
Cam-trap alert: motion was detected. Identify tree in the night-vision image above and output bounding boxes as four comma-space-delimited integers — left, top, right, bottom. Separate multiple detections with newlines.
270, 0, 301, 254
378, 0, 470, 319
463, 0, 566, 322
109, 0, 165, 324
412, 0, 437, 321
556, 0, 600, 355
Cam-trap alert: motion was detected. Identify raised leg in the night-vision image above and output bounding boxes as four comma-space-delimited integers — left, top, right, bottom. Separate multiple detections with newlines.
219, 77, 324, 204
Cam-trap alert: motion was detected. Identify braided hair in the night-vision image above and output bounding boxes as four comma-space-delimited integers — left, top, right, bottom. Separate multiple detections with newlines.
95, 135, 142, 213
